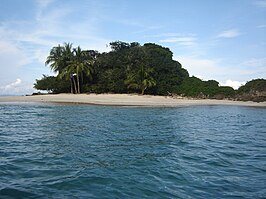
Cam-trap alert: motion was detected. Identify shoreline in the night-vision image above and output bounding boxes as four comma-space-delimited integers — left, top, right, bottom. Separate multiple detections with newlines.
0, 93, 266, 107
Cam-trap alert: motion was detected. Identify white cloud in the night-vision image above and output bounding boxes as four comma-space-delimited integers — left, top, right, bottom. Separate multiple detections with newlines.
174, 55, 266, 87
254, 0, 266, 8
0, 78, 35, 95
159, 37, 197, 46
160, 37, 196, 43
148, 33, 196, 38
237, 58, 266, 79
257, 24, 266, 28
154, 33, 181, 37
36, 0, 55, 20
175, 56, 223, 80
221, 80, 245, 90
37, 0, 54, 8
6, 78, 22, 88
0, 79, 22, 92
0, 0, 112, 95
217, 29, 240, 38
0, 40, 31, 75
241, 57, 266, 68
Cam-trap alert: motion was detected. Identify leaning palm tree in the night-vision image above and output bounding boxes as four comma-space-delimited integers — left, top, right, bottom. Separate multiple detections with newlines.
45, 44, 64, 73
62, 43, 73, 63
46, 43, 76, 93
45, 43, 74, 73
125, 64, 156, 95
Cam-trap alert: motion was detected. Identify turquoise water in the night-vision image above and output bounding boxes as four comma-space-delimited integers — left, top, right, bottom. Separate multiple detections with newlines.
0, 103, 265, 198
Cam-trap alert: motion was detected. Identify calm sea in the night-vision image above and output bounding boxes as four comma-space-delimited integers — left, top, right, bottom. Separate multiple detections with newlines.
0, 103, 265, 199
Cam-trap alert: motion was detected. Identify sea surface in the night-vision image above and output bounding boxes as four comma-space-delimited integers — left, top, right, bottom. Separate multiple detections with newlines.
0, 103, 265, 199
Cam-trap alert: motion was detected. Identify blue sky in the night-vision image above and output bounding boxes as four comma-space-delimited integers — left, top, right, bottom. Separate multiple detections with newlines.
0, 0, 265, 94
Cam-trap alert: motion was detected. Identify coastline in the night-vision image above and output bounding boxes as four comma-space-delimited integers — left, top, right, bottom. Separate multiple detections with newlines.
0, 93, 266, 107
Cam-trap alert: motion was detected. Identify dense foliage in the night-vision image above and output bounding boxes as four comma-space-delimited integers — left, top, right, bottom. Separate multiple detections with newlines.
43, 43, 96, 94
177, 76, 235, 98
238, 79, 266, 93
34, 75, 69, 93
236, 79, 266, 102
34, 41, 265, 101
35, 41, 189, 95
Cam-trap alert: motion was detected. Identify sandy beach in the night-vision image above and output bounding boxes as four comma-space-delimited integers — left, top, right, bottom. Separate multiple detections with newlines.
0, 93, 265, 107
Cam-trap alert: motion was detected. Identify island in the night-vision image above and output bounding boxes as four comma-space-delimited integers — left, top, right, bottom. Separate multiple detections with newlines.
2, 41, 265, 106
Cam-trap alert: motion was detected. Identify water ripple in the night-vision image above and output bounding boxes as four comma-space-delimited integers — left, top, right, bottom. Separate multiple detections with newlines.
0, 104, 265, 198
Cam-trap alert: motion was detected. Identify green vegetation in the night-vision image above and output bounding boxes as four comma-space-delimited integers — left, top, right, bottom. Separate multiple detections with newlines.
125, 64, 156, 95
34, 75, 69, 93
238, 79, 266, 93
44, 43, 95, 94
36, 41, 189, 95
236, 79, 266, 102
177, 77, 235, 99
34, 41, 266, 101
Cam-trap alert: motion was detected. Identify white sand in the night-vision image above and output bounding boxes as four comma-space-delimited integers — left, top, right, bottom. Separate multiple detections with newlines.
0, 93, 265, 107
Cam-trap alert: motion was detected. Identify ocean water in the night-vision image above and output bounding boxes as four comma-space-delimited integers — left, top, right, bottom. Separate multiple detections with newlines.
0, 103, 265, 199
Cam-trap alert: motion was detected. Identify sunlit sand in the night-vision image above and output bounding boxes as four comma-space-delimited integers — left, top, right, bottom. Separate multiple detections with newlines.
0, 94, 265, 107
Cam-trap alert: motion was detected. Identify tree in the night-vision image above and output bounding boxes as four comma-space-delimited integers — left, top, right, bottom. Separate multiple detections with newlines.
125, 64, 156, 95
40, 41, 191, 95
45, 42, 76, 93
109, 41, 130, 51
45, 44, 64, 73
34, 75, 69, 93
236, 79, 266, 102
238, 79, 266, 93
45, 43, 96, 94
61, 43, 75, 93
142, 43, 189, 94
83, 41, 188, 94
59, 46, 94, 94
177, 76, 236, 98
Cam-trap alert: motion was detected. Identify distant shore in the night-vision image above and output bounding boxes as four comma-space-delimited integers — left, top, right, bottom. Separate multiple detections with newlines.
0, 93, 265, 107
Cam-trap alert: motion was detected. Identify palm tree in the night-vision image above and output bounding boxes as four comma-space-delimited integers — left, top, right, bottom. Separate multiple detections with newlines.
62, 43, 75, 93
58, 65, 78, 94
58, 46, 94, 94
45, 44, 64, 73
45, 43, 95, 94
46, 43, 77, 93
125, 64, 156, 95
71, 46, 94, 93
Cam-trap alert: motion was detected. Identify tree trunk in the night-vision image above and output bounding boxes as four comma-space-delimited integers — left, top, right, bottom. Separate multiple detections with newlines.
73, 77, 78, 94
77, 74, 80, 94
70, 79, 73, 94
141, 86, 147, 95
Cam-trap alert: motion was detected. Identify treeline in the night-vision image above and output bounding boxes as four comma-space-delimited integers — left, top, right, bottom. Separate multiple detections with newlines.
34, 41, 266, 101
178, 77, 235, 99
177, 77, 266, 102
35, 41, 189, 95
236, 79, 266, 102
